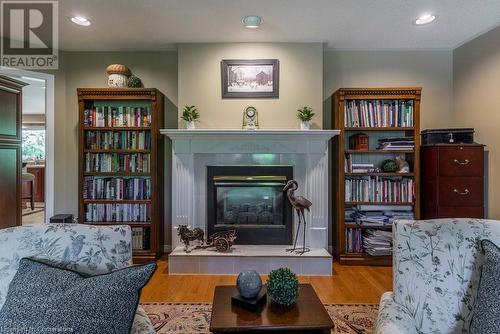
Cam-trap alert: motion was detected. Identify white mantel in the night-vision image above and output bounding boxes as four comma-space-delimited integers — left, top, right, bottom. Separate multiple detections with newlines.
160, 129, 339, 154
161, 128, 340, 251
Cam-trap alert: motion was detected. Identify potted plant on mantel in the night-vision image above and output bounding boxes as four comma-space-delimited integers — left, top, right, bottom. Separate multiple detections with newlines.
181, 105, 200, 130
297, 106, 315, 130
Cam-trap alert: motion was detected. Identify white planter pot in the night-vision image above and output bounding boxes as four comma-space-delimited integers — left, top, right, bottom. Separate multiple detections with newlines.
300, 121, 311, 130
186, 121, 196, 130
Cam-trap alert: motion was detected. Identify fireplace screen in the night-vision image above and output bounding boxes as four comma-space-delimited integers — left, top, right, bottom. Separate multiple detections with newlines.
207, 166, 293, 245
215, 176, 285, 227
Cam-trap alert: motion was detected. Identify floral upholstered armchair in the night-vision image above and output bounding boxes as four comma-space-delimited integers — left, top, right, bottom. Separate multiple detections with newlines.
0, 223, 155, 334
376, 218, 500, 334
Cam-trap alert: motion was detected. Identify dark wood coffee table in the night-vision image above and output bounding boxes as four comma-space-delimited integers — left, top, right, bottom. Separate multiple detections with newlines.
210, 284, 334, 334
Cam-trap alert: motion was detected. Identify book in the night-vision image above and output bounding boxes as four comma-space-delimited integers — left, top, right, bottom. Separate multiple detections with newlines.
84, 153, 151, 172
344, 99, 414, 128
377, 137, 415, 150
85, 203, 151, 222
363, 229, 392, 256
85, 131, 151, 150
132, 227, 150, 250
84, 106, 151, 128
345, 176, 414, 203
83, 177, 151, 200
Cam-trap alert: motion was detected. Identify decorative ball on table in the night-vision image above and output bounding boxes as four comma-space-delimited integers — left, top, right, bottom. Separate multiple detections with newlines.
127, 75, 143, 88
236, 270, 262, 299
266, 267, 299, 306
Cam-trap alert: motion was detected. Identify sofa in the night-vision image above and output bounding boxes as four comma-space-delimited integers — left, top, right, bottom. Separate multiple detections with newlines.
376, 218, 500, 334
0, 223, 155, 334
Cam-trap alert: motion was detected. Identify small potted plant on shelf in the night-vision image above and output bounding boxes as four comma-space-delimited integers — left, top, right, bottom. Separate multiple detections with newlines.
297, 106, 314, 130
181, 105, 199, 130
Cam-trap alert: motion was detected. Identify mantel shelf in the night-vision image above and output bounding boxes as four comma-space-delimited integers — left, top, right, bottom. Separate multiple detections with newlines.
160, 128, 340, 141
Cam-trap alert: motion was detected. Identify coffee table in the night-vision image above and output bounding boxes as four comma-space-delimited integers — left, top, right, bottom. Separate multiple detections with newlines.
210, 284, 334, 333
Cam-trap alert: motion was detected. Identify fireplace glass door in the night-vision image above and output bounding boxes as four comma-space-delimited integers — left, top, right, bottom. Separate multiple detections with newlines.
207, 166, 293, 245
215, 176, 285, 227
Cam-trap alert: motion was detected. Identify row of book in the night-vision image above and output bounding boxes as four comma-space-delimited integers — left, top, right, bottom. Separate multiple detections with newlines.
85, 203, 151, 222
83, 177, 151, 200
344, 158, 377, 173
84, 153, 151, 173
345, 228, 393, 256
132, 227, 150, 250
346, 228, 363, 253
85, 131, 151, 150
344, 99, 414, 128
84, 106, 151, 128
345, 205, 414, 227
377, 137, 414, 150
345, 177, 414, 203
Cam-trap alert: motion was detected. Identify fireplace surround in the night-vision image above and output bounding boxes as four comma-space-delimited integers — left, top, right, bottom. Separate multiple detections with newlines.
160, 129, 340, 251
161, 129, 340, 275
207, 165, 293, 245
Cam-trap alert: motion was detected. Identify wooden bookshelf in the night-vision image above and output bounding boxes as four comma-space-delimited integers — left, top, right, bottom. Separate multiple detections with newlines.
77, 88, 165, 264
331, 87, 421, 266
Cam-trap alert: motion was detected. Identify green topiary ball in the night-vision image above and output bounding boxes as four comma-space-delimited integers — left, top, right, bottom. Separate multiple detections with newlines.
127, 75, 143, 88
266, 267, 299, 306
382, 159, 398, 173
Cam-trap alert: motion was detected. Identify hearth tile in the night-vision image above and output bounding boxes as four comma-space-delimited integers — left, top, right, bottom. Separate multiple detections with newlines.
300, 258, 332, 275
268, 258, 302, 273
233, 258, 269, 274
199, 257, 234, 274
168, 256, 199, 274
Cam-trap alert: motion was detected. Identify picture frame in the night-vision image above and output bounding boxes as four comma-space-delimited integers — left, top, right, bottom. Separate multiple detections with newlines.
221, 59, 279, 99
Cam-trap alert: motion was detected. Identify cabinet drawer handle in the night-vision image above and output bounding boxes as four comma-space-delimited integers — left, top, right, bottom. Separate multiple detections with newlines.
453, 189, 469, 195
453, 159, 470, 165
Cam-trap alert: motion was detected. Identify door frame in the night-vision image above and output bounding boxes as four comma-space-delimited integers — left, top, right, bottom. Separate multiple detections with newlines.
0, 68, 55, 223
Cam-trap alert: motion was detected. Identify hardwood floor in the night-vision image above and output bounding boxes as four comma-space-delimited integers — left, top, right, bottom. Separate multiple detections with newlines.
141, 257, 392, 304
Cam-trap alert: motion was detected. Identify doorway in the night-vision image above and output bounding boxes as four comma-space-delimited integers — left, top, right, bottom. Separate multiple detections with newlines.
0, 69, 55, 224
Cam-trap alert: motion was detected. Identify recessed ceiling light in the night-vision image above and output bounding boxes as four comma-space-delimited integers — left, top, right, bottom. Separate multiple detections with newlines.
70, 16, 91, 26
243, 15, 262, 29
414, 13, 436, 25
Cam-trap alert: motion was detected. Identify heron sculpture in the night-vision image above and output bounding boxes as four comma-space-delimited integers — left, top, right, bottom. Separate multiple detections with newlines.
284, 180, 312, 254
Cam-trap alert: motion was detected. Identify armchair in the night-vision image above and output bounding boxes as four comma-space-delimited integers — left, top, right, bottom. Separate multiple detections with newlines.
0, 223, 155, 334
376, 218, 500, 334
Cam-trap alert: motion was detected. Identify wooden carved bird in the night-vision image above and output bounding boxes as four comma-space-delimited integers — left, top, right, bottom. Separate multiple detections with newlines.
283, 180, 312, 254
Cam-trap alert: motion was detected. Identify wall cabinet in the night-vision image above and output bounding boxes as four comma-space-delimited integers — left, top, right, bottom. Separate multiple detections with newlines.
0, 76, 26, 229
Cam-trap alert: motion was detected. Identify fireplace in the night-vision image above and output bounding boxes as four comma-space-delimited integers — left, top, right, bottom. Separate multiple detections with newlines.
207, 166, 293, 245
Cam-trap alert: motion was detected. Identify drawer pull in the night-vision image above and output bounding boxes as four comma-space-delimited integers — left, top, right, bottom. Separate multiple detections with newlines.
453, 159, 470, 165
454, 189, 469, 196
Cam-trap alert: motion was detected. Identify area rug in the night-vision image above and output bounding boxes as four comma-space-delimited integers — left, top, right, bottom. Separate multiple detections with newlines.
141, 302, 378, 334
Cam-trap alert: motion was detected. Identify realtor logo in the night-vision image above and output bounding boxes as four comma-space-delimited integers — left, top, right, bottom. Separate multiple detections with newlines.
1, 0, 58, 69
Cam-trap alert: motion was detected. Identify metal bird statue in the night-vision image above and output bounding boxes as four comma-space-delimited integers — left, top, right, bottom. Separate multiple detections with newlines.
284, 180, 312, 254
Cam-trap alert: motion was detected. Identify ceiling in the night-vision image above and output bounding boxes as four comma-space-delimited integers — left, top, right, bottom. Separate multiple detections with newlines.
59, 0, 500, 51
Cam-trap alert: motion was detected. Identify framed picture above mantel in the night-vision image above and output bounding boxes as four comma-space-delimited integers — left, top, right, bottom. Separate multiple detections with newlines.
221, 59, 279, 98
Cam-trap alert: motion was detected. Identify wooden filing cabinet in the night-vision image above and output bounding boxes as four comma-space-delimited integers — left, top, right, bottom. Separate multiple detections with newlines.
421, 144, 484, 219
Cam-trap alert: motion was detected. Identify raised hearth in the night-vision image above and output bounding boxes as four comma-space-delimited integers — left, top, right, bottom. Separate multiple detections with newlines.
169, 245, 332, 275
